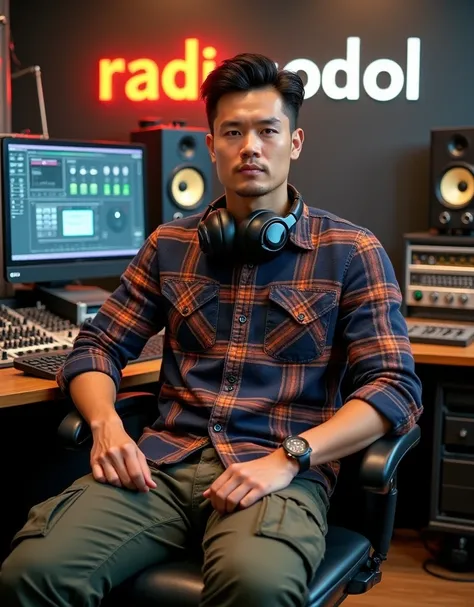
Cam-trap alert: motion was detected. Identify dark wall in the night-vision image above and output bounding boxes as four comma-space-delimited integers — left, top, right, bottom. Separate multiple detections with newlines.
8, 0, 474, 280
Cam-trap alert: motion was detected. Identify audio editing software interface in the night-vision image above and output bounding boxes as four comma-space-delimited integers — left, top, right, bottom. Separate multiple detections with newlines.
5, 141, 146, 264
0, 138, 164, 375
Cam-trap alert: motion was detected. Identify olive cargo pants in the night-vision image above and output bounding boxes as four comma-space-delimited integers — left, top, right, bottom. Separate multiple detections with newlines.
0, 446, 328, 606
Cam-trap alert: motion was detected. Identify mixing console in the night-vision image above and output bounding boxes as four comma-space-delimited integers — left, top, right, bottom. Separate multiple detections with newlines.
0, 302, 79, 369
15, 303, 79, 343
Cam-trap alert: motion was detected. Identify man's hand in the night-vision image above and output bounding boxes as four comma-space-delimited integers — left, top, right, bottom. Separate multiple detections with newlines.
203, 448, 299, 514
90, 416, 157, 492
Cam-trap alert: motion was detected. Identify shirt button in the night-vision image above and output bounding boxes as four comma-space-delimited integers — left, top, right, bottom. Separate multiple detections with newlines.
227, 374, 237, 383
247, 263, 254, 269
238, 315, 247, 324
297, 313, 305, 321
226, 385, 234, 391
213, 423, 222, 432
182, 306, 189, 315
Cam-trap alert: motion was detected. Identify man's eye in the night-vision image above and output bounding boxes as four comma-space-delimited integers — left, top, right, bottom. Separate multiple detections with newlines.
225, 131, 240, 137
262, 128, 278, 135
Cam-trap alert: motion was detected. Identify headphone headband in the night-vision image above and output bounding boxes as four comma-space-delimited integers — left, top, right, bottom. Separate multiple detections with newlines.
197, 191, 303, 263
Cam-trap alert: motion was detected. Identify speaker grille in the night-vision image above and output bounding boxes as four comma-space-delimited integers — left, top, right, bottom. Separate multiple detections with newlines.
170, 167, 205, 209
439, 166, 474, 208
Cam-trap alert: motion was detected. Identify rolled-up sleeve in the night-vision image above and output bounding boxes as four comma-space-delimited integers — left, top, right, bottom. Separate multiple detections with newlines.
56, 227, 165, 395
339, 229, 423, 435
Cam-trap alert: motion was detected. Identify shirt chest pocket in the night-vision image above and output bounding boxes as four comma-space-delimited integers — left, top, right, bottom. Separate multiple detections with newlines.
162, 278, 219, 352
264, 286, 337, 363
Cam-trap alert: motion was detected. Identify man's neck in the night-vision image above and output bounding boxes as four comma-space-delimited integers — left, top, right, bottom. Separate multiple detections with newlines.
225, 181, 291, 223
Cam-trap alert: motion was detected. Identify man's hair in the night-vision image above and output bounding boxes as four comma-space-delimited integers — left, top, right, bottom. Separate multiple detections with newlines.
200, 53, 305, 133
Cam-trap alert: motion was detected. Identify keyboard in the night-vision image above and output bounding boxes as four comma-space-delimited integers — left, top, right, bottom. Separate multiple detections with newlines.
407, 322, 474, 347
13, 333, 164, 381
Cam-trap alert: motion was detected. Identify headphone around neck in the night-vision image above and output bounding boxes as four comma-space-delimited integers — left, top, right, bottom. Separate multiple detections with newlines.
197, 194, 303, 263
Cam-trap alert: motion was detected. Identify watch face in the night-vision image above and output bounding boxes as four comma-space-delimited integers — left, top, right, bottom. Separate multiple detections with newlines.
285, 436, 308, 456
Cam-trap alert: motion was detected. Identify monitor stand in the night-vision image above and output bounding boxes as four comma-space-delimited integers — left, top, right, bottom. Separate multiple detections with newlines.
36, 284, 111, 325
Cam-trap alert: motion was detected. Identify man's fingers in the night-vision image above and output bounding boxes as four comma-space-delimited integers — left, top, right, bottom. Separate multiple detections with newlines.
122, 447, 156, 492
100, 459, 123, 487
92, 463, 106, 484
101, 447, 139, 489
206, 467, 232, 497
224, 484, 251, 513
138, 451, 157, 489
239, 487, 264, 510
211, 476, 241, 513
123, 452, 149, 492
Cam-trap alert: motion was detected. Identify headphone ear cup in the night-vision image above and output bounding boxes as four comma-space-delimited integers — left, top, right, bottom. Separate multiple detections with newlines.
198, 208, 236, 256
237, 210, 278, 259
262, 219, 291, 251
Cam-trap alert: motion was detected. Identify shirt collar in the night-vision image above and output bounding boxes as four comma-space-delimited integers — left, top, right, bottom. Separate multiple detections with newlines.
287, 184, 315, 251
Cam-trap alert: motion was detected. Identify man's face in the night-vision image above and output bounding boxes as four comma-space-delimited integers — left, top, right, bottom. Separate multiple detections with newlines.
206, 87, 304, 199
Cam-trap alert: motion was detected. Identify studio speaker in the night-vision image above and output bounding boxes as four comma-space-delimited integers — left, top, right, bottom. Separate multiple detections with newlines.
429, 127, 474, 233
130, 122, 212, 233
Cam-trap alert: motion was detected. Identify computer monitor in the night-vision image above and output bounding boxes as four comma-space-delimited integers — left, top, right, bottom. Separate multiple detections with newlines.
1, 136, 147, 284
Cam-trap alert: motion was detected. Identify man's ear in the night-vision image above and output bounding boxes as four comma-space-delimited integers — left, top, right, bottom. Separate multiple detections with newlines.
290, 128, 304, 160
206, 133, 216, 163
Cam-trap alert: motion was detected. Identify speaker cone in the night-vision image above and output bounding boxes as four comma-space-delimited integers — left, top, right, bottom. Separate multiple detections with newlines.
178, 136, 197, 159
170, 167, 205, 209
439, 166, 474, 208
448, 134, 469, 158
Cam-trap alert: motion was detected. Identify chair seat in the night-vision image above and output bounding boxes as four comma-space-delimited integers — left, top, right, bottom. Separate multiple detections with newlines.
111, 526, 371, 607
308, 526, 371, 606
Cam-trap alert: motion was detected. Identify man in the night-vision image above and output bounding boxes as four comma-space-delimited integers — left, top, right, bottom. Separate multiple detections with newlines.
0, 53, 423, 606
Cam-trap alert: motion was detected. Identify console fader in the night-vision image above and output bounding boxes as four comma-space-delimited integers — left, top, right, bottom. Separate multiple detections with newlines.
0, 302, 79, 368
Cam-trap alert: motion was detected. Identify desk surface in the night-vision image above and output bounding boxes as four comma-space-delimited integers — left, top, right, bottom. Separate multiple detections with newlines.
1, 329, 474, 408
0, 359, 162, 409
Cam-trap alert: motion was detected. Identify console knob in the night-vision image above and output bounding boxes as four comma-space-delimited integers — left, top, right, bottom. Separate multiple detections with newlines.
445, 293, 454, 304
459, 294, 469, 304
430, 292, 439, 302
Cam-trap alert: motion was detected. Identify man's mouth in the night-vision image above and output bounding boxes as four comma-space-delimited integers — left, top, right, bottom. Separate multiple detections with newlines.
238, 164, 265, 174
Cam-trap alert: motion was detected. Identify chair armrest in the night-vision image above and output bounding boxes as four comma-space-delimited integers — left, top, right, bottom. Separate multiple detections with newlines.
357, 424, 421, 561
360, 424, 421, 494
57, 391, 157, 449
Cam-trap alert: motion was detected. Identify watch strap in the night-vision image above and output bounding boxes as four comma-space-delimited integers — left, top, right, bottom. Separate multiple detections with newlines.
296, 449, 311, 473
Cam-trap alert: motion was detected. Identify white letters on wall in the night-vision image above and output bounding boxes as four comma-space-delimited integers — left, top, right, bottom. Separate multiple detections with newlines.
281, 37, 421, 102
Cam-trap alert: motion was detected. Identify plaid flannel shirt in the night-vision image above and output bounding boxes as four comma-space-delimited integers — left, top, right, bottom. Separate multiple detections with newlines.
57, 185, 423, 495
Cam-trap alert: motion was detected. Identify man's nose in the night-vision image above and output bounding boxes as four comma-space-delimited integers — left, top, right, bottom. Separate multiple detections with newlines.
240, 132, 261, 158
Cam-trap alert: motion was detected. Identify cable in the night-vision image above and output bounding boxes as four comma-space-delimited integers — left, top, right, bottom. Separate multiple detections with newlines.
419, 528, 474, 583
422, 558, 474, 583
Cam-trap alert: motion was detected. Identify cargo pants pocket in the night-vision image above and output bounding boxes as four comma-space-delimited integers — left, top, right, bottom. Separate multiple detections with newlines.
11, 484, 88, 549
254, 483, 328, 581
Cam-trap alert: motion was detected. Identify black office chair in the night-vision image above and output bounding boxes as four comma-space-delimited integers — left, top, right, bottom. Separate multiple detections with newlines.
58, 391, 421, 607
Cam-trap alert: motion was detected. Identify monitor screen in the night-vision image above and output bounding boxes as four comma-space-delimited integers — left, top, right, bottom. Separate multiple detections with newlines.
1, 137, 147, 284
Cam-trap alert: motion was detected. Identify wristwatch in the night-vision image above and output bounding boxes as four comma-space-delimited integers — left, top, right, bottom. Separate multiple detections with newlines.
281, 435, 312, 473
